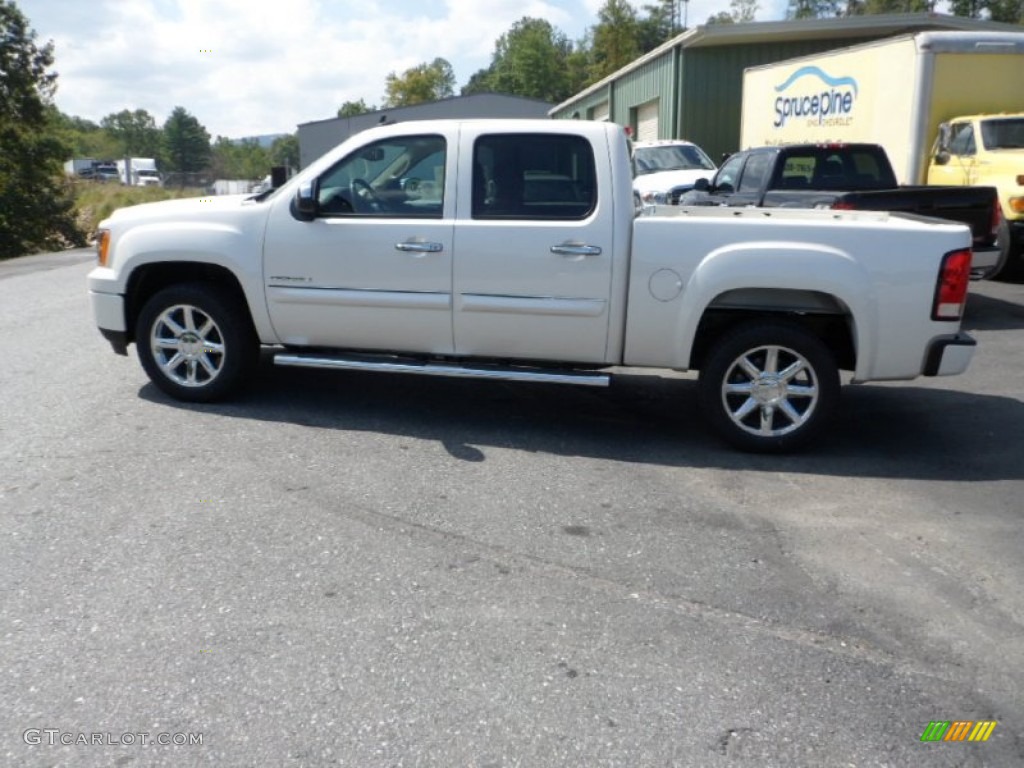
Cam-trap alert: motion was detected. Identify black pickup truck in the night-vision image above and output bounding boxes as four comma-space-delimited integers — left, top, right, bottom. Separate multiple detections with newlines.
678, 143, 1001, 277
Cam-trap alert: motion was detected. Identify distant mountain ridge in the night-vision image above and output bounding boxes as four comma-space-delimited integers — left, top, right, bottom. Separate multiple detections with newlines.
231, 133, 287, 147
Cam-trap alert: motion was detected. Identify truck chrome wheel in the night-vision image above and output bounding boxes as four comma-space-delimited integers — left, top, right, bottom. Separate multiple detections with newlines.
719, 344, 818, 437
136, 283, 258, 402
699, 322, 839, 452
149, 304, 226, 387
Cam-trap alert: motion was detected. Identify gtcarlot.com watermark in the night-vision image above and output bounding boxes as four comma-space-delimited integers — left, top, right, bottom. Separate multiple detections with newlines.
24, 728, 204, 747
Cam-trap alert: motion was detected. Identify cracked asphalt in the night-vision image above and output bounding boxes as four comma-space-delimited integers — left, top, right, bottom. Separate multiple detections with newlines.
1, 249, 1022, 766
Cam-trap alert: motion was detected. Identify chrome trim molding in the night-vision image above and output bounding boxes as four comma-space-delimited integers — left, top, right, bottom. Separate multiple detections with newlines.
274, 354, 610, 386
459, 294, 607, 317
267, 286, 451, 310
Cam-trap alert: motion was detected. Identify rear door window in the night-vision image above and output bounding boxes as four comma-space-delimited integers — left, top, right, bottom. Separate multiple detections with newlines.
472, 134, 597, 220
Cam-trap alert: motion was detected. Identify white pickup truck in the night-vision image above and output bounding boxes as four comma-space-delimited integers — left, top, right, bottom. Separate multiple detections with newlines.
89, 119, 976, 451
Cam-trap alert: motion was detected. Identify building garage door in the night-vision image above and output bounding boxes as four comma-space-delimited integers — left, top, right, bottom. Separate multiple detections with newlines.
590, 102, 610, 122
637, 100, 659, 141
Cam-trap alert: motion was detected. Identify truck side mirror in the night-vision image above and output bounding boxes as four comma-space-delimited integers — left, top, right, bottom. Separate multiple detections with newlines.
693, 177, 710, 193
292, 181, 318, 221
935, 123, 952, 154
934, 151, 951, 166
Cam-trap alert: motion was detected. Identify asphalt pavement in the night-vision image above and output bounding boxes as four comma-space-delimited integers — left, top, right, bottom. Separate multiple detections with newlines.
1, 249, 1022, 766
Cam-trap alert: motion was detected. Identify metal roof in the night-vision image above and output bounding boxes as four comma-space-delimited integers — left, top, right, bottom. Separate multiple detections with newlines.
550, 13, 1024, 114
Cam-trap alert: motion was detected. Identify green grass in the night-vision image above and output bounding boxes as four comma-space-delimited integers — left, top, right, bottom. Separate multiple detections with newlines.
74, 183, 207, 236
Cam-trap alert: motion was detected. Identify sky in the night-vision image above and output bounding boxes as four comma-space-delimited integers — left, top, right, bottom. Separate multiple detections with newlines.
25, 0, 788, 139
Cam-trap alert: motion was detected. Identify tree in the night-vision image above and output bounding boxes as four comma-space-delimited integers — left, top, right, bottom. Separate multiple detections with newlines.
946, 0, 1019, 17
983, 0, 1023, 22
860, 0, 933, 11
460, 67, 495, 96
638, 1, 678, 51
162, 106, 211, 174
589, 0, 643, 81
270, 134, 299, 171
383, 58, 455, 107
337, 98, 374, 117
786, 0, 841, 17
101, 108, 162, 157
52, 111, 121, 158
0, 1, 82, 258
708, 0, 760, 22
210, 137, 269, 179
730, 0, 760, 21
487, 18, 579, 102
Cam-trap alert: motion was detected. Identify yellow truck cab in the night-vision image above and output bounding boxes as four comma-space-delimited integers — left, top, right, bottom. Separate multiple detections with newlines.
928, 113, 1024, 279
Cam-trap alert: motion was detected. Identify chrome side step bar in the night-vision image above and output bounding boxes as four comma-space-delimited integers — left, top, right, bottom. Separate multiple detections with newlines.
274, 353, 610, 387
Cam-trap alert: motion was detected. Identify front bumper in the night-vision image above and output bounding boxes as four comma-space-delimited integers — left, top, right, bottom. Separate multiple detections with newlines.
89, 267, 129, 355
923, 332, 976, 377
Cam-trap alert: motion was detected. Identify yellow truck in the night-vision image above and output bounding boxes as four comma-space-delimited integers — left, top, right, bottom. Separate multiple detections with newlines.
741, 31, 1024, 279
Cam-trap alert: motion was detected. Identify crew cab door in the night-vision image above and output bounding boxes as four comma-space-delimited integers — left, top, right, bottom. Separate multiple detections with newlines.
451, 128, 614, 364
263, 131, 456, 353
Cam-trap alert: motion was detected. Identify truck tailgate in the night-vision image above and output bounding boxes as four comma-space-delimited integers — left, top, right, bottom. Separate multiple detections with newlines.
833, 185, 998, 247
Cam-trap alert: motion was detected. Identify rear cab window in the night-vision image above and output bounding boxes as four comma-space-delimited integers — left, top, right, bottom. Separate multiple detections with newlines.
775, 146, 896, 191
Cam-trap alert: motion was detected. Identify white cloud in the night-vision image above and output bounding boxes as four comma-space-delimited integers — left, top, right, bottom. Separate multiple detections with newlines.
28, 0, 755, 138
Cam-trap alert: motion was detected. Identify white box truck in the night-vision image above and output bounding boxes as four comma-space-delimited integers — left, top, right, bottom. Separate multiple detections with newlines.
741, 31, 1024, 278
63, 158, 96, 177
117, 158, 161, 187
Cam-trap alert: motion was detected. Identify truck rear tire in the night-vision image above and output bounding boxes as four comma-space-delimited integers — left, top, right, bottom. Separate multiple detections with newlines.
991, 219, 1024, 282
136, 282, 258, 402
698, 321, 839, 453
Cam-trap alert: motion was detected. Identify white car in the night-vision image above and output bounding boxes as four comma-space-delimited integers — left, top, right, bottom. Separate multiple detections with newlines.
633, 140, 717, 205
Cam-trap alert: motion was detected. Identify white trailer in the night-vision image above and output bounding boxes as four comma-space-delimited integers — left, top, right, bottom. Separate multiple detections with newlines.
64, 158, 96, 177
117, 158, 161, 186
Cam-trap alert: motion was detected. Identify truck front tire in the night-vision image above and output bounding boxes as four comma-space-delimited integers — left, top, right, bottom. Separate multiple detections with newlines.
699, 322, 840, 452
136, 282, 258, 402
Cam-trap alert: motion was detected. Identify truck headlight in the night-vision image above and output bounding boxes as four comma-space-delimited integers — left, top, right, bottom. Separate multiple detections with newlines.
642, 191, 668, 205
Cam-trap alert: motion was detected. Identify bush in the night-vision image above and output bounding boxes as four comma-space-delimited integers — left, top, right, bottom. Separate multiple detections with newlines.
73, 182, 207, 238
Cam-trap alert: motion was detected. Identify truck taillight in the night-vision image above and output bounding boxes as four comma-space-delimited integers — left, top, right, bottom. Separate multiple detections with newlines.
932, 248, 971, 321
990, 200, 1002, 240
830, 201, 854, 210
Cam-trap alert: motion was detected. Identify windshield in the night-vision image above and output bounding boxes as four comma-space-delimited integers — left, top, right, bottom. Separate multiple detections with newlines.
980, 118, 1024, 150
634, 144, 716, 175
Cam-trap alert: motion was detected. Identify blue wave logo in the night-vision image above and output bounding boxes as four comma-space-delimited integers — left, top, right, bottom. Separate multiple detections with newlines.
775, 66, 858, 98
772, 66, 858, 128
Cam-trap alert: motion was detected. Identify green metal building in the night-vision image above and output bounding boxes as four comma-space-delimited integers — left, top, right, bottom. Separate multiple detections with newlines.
549, 13, 1021, 160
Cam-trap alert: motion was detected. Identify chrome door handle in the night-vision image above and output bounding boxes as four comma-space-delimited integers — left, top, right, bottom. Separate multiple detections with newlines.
550, 244, 602, 257
395, 241, 443, 253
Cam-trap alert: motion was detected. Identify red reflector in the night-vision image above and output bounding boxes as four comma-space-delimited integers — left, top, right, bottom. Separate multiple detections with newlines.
932, 249, 971, 321
831, 201, 855, 210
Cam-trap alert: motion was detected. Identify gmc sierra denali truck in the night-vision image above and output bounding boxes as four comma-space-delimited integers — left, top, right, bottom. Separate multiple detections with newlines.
89, 120, 976, 452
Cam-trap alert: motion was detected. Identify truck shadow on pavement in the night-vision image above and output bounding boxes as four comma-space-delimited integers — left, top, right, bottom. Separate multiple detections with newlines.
962, 290, 1024, 331
140, 357, 1024, 483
